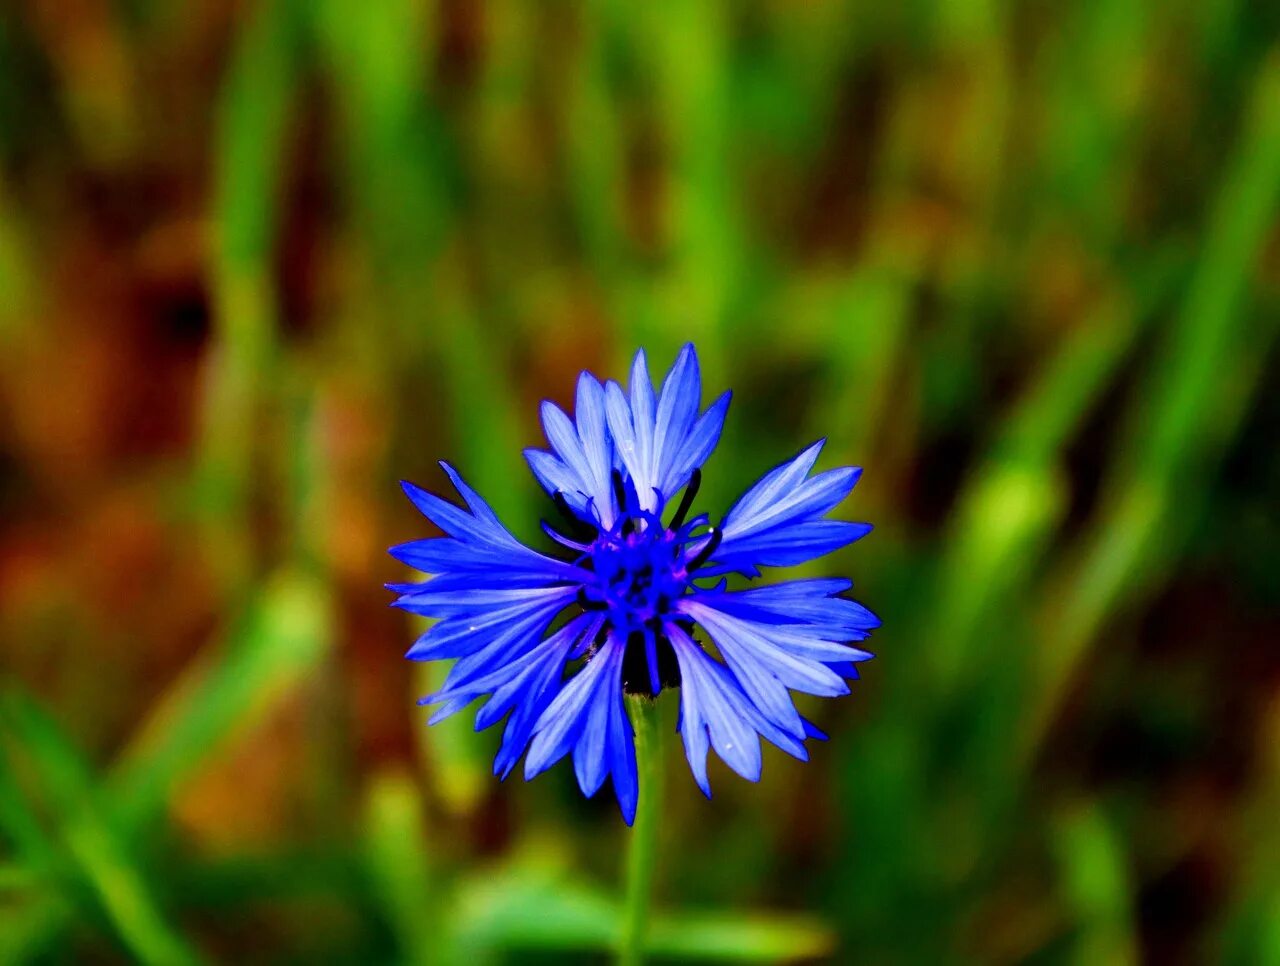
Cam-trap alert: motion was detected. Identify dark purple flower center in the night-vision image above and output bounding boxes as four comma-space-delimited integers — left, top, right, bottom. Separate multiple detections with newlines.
580, 511, 690, 634
549, 470, 720, 695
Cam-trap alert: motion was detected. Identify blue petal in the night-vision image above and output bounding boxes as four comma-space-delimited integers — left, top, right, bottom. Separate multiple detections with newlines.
685, 599, 850, 699
603, 379, 639, 485
524, 374, 622, 526
668, 626, 763, 786
711, 441, 869, 572
727, 583, 881, 636
825, 661, 863, 681
400, 480, 493, 542
428, 615, 594, 713
714, 521, 872, 569
726, 463, 859, 537
572, 666, 619, 796
665, 390, 731, 493
603, 353, 658, 507
516, 634, 639, 821
675, 688, 712, 797
735, 577, 853, 600
480, 617, 601, 776
392, 469, 580, 582
406, 588, 574, 662
681, 610, 805, 740
574, 373, 615, 525
393, 584, 579, 619
389, 538, 536, 575
541, 401, 595, 494
685, 584, 877, 663
609, 344, 730, 513
439, 462, 503, 529
387, 570, 563, 596
524, 448, 587, 507
650, 344, 700, 493
628, 349, 657, 492
723, 439, 825, 528
607, 688, 639, 824
492, 622, 595, 777
802, 719, 829, 741
525, 636, 623, 779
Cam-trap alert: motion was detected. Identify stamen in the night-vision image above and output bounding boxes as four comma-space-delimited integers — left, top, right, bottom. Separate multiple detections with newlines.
541, 520, 590, 552
674, 512, 710, 541
552, 490, 580, 525
541, 493, 598, 560
669, 469, 701, 530
687, 525, 723, 572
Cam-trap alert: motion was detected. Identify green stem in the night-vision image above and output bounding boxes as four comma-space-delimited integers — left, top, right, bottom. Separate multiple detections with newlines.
619, 694, 665, 966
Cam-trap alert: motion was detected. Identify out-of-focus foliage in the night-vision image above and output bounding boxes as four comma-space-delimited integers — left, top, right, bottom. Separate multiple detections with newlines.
1, 1, 1278, 962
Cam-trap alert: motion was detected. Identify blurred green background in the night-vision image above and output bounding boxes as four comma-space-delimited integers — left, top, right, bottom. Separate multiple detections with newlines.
1, 1, 1278, 962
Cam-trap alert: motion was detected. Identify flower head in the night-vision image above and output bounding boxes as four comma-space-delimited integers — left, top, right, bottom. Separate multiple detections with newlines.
390, 344, 878, 822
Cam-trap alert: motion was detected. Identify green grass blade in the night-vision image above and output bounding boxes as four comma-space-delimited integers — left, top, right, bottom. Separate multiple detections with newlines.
197, 0, 303, 588
1025, 52, 1280, 753
362, 769, 440, 965
109, 569, 334, 830
1052, 803, 1138, 966
0, 691, 202, 965
451, 865, 835, 961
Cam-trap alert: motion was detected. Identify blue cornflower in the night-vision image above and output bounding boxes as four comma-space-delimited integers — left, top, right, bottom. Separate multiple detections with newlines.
389, 344, 878, 823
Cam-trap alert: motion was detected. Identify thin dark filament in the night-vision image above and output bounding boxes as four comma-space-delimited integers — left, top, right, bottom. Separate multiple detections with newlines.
552, 491, 596, 539
541, 520, 589, 552
668, 469, 701, 531
540, 493, 597, 557
686, 526, 722, 572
